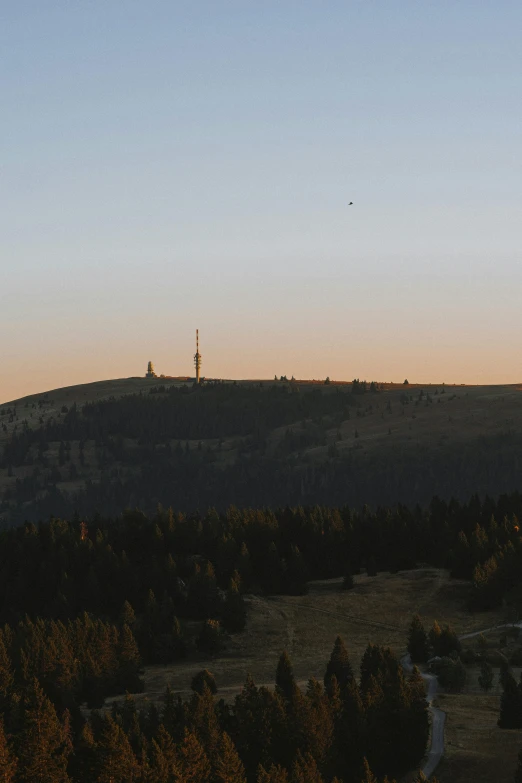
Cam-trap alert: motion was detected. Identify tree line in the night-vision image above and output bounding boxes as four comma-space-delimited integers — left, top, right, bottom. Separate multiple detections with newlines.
1, 487, 509, 781
1, 494, 522, 635
0, 635, 430, 783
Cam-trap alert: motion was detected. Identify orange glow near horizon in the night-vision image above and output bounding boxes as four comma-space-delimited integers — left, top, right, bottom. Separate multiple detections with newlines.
3, 340, 522, 404
2, 5, 522, 406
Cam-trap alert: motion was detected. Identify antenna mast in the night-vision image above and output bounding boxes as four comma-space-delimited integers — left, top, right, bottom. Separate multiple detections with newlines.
194, 329, 202, 384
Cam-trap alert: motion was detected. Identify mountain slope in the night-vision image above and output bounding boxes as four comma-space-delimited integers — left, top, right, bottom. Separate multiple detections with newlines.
2, 379, 522, 525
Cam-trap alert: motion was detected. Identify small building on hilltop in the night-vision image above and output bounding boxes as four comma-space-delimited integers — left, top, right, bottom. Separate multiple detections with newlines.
145, 361, 157, 378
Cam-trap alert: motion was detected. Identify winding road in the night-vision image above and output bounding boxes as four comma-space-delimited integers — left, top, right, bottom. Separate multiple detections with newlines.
257, 596, 522, 778
401, 652, 445, 779
404, 620, 522, 779
279, 595, 522, 779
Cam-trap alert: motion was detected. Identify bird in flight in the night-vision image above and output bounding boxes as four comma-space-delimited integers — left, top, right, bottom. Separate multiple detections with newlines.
348, 202, 353, 205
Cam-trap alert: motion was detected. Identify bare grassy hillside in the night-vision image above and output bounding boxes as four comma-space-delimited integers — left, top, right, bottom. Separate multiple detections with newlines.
3, 377, 521, 455
0, 376, 190, 443
2, 378, 522, 523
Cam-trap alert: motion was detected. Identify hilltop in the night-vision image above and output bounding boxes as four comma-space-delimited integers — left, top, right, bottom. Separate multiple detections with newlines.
1, 377, 522, 525
0, 376, 191, 429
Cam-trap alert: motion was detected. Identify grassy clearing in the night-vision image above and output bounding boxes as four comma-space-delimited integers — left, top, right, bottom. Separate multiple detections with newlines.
102, 568, 515, 783
128, 568, 506, 708
435, 692, 520, 783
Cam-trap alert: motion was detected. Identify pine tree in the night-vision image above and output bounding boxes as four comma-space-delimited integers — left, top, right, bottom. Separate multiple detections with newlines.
161, 685, 185, 742
196, 620, 222, 655
276, 651, 296, 699
428, 622, 442, 656
233, 675, 277, 776
360, 757, 378, 783
324, 636, 354, 690
148, 738, 169, 783
159, 592, 175, 633
139, 589, 160, 662
17, 678, 71, 783
236, 543, 253, 590
264, 542, 284, 594
119, 601, 136, 629
291, 751, 323, 783
304, 678, 334, 768
407, 615, 429, 663
326, 675, 342, 724
47, 619, 76, 692
222, 580, 247, 633
437, 625, 461, 657
116, 692, 144, 757
187, 562, 219, 620
117, 624, 142, 691
363, 645, 425, 777
264, 688, 290, 772
171, 617, 186, 660
257, 764, 289, 783
342, 568, 354, 590
72, 722, 97, 783
498, 671, 522, 728
94, 714, 138, 783
412, 773, 439, 783
499, 657, 511, 690
143, 702, 161, 739
408, 666, 426, 701
186, 685, 221, 768
284, 546, 308, 596
404, 672, 430, 772
191, 670, 217, 695
514, 745, 522, 783
360, 644, 395, 693
148, 726, 180, 783
214, 732, 246, 783
135, 745, 151, 783
331, 677, 364, 781
61, 710, 74, 767
478, 660, 494, 692
0, 634, 13, 710
366, 557, 377, 577
0, 719, 16, 783
177, 729, 211, 783
437, 657, 466, 693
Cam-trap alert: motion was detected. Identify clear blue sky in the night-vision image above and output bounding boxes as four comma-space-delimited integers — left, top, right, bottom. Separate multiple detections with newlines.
1, 1, 521, 402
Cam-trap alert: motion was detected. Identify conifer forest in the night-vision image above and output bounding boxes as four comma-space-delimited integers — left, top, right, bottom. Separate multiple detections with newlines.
2, 385, 522, 781
4, 1, 521, 779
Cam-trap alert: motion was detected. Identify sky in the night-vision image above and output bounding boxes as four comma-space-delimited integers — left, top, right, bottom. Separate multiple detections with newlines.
1, 1, 522, 403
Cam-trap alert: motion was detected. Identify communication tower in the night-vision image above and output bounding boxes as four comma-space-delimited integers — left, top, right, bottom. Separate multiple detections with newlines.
194, 330, 202, 384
